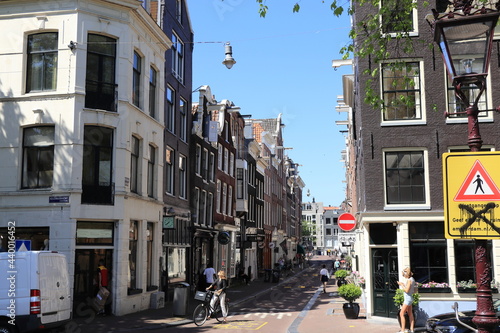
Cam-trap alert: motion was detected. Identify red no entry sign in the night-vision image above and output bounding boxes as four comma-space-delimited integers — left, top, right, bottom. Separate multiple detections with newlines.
338, 213, 356, 232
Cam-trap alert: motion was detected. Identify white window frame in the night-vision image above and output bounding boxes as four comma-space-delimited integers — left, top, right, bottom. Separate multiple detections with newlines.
383, 147, 430, 210
445, 56, 493, 124
166, 86, 175, 133
179, 154, 187, 199
380, 59, 427, 126
165, 147, 174, 195
380, 0, 419, 38
171, 33, 184, 83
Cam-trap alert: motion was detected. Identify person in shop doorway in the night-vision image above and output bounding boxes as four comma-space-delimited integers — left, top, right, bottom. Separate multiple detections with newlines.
96, 259, 111, 315
203, 264, 217, 290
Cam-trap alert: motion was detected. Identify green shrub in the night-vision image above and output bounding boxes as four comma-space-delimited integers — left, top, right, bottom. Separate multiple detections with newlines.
393, 288, 420, 307
334, 269, 348, 279
338, 283, 362, 303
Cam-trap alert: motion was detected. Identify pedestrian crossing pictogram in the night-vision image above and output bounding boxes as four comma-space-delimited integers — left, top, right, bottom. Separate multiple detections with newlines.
454, 160, 500, 201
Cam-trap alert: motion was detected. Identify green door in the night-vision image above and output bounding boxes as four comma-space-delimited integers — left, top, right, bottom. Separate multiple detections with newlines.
372, 248, 399, 318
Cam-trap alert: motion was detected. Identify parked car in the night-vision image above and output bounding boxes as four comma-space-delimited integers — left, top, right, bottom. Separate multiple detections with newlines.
424, 301, 500, 333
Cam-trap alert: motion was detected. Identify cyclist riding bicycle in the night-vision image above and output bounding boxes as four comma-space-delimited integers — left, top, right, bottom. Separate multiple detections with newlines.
206, 270, 228, 323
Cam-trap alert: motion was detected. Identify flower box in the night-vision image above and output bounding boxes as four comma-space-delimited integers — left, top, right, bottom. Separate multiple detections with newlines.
458, 287, 498, 293
418, 287, 452, 293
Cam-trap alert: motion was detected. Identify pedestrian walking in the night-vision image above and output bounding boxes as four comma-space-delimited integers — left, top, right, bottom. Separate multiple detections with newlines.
319, 264, 330, 293
334, 259, 340, 272
207, 270, 228, 323
203, 264, 217, 290
397, 267, 416, 333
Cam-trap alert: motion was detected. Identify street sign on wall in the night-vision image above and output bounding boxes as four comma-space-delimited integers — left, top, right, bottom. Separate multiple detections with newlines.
338, 213, 357, 232
443, 152, 500, 239
338, 232, 356, 243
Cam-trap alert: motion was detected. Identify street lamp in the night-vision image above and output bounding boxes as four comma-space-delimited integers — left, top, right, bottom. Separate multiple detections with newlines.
427, 2, 500, 333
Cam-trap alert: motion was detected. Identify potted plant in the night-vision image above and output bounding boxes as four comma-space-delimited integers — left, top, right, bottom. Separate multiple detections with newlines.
393, 289, 420, 330
338, 283, 363, 319
334, 269, 349, 287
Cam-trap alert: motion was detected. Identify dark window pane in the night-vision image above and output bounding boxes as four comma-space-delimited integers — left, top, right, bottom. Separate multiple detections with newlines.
26, 32, 58, 92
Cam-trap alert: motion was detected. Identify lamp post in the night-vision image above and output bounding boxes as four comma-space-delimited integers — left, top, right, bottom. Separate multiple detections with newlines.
427, 2, 500, 332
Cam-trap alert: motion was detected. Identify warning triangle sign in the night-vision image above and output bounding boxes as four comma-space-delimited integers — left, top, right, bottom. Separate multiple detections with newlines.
454, 160, 500, 201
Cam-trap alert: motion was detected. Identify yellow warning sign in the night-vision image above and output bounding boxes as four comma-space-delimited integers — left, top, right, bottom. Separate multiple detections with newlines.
443, 152, 500, 239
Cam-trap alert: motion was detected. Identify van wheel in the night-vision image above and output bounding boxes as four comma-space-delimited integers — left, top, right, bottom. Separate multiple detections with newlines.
0, 324, 15, 333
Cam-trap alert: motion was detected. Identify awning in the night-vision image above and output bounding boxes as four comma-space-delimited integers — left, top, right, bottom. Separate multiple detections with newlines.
297, 244, 305, 254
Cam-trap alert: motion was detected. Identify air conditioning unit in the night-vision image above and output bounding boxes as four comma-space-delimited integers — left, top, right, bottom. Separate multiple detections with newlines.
150, 291, 165, 309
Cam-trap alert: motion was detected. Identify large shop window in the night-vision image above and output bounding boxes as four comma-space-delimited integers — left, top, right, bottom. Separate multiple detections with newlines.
454, 240, 493, 285
167, 247, 186, 284
409, 222, 448, 284
128, 221, 140, 293
22, 126, 55, 189
0, 227, 49, 251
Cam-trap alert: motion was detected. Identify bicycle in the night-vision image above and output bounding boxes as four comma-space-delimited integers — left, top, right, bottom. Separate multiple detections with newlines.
192, 290, 230, 326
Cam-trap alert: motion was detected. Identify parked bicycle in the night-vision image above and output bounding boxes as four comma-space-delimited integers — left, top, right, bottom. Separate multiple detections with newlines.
192, 290, 230, 326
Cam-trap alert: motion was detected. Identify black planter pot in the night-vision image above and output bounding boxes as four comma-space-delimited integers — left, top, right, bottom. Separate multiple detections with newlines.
337, 277, 347, 287
342, 302, 360, 319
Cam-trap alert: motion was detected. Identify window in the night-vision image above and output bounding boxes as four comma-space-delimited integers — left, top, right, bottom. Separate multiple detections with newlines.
229, 152, 234, 176
228, 185, 233, 216
179, 155, 186, 199
218, 145, 223, 170
325, 218, 331, 224
175, 0, 182, 22
166, 86, 175, 132
130, 136, 140, 193
216, 180, 221, 213
82, 126, 113, 204
326, 229, 332, 236
237, 168, 244, 199
179, 98, 187, 141
446, 55, 491, 122
209, 153, 215, 182
222, 183, 227, 215
224, 148, 229, 174
147, 145, 155, 198
410, 222, 448, 284
381, 0, 416, 34
165, 147, 174, 195
201, 149, 208, 180
22, 126, 54, 188
382, 61, 422, 122
384, 150, 426, 206
207, 192, 213, 226
194, 187, 200, 223
454, 240, 493, 284
149, 67, 157, 118
171, 33, 184, 82
146, 222, 154, 289
128, 221, 139, 291
195, 145, 201, 175
132, 51, 142, 108
26, 32, 58, 92
199, 190, 206, 225
85, 34, 117, 111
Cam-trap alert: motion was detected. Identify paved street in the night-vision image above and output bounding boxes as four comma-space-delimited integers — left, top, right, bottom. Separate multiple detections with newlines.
53, 255, 401, 333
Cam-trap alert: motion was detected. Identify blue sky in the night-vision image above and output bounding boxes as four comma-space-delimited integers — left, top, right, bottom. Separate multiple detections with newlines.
188, 0, 353, 207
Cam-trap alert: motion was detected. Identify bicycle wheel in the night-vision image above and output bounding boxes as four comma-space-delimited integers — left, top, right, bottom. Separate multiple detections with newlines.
193, 304, 208, 326
214, 300, 229, 322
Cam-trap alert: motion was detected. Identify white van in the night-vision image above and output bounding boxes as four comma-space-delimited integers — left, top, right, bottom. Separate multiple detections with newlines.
0, 251, 71, 333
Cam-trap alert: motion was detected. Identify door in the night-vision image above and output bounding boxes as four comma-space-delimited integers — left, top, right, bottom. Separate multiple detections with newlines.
372, 248, 399, 318
73, 249, 112, 315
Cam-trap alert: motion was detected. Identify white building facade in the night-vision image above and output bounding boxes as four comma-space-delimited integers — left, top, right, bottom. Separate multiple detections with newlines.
0, 0, 169, 316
